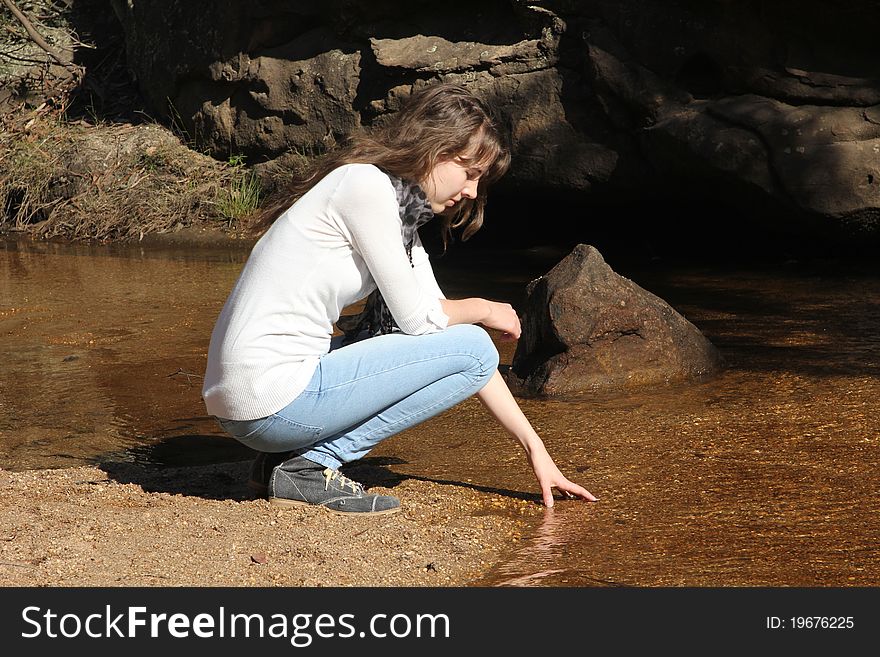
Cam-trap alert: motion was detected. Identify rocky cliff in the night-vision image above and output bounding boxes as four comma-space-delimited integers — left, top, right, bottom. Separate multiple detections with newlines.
110, 0, 880, 240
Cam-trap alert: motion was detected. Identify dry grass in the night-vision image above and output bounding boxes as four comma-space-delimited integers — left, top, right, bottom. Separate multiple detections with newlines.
0, 1, 301, 241
0, 107, 264, 240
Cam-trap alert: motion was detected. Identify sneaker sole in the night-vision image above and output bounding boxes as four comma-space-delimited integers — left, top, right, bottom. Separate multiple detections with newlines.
269, 496, 401, 516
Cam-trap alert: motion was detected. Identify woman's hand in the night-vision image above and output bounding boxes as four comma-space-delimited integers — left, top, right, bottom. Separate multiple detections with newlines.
482, 300, 521, 340
439, 298, 521, 340
527, 446, 598, 507
476, 371, 597, 507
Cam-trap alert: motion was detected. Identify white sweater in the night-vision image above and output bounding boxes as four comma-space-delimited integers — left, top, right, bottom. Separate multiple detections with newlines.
202, 163, 449, 420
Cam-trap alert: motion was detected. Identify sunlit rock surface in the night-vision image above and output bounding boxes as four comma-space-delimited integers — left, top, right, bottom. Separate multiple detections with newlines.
508, 244, 722, 395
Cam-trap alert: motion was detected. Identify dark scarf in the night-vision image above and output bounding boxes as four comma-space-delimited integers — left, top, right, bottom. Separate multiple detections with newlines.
336, 174, 435, 343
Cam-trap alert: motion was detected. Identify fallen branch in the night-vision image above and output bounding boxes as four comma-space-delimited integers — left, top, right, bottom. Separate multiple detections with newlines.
1, 0, 74, 69
0, 51, 49, 64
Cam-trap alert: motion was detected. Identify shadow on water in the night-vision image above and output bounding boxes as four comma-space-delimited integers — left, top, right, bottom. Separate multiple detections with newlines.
125, 431, 257, 466
633, 263, 880, 379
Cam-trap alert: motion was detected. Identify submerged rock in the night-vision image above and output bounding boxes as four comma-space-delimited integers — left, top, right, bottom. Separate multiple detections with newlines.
508, 244, 721, 396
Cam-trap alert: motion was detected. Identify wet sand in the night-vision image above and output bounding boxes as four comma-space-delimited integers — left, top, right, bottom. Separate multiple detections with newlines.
0, 460, 537, 586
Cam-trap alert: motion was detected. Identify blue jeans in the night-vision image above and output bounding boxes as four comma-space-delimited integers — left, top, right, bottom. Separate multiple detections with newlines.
216, 324, 499, 470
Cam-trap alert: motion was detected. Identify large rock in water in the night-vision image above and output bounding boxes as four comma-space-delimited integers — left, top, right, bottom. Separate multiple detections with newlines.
508, 244, 721, 396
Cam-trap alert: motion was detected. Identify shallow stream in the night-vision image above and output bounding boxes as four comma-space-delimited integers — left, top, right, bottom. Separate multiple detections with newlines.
2, 234, 878, 586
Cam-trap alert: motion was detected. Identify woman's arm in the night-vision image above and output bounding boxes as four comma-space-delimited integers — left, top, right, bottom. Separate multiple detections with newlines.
432, 251, 590, 503
440, 298, 522, 338
410, 233, 446, 300
336, 166, 449, 335
477, 370, 598, 506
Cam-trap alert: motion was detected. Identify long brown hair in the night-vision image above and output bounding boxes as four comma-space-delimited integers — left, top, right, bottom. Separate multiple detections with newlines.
251, 83, 510, 245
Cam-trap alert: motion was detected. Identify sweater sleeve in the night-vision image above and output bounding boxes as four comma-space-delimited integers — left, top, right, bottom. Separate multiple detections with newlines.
330, 165, 449, 335
411, 232, 446, 300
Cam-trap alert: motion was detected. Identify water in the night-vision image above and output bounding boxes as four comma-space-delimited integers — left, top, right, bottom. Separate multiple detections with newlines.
2, 234, 878, 585
0, 236, 253, 469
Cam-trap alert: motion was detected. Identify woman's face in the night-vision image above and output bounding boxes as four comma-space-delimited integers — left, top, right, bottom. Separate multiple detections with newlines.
422, 156, 484, 214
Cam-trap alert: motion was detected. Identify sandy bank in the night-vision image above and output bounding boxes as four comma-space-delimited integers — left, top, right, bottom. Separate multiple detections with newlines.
0, 460, 535, 587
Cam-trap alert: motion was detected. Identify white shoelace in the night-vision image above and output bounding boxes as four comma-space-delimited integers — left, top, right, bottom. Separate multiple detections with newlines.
322, 468, 362, 494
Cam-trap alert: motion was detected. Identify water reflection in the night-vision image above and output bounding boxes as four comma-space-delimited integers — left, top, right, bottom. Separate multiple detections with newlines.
490, 507, 632, 587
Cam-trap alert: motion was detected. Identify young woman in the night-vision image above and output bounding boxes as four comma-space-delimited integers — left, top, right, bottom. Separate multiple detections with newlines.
203, 83, 596, 515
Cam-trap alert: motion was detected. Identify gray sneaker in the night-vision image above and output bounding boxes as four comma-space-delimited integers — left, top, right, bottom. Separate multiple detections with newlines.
269, 455, 400, 515
247, 451, 295, 496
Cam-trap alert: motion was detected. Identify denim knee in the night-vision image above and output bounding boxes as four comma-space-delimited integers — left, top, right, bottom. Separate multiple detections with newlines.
448, 324, 499, 377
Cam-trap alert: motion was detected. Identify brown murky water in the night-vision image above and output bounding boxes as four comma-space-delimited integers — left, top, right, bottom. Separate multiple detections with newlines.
2, 235, 878, 586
